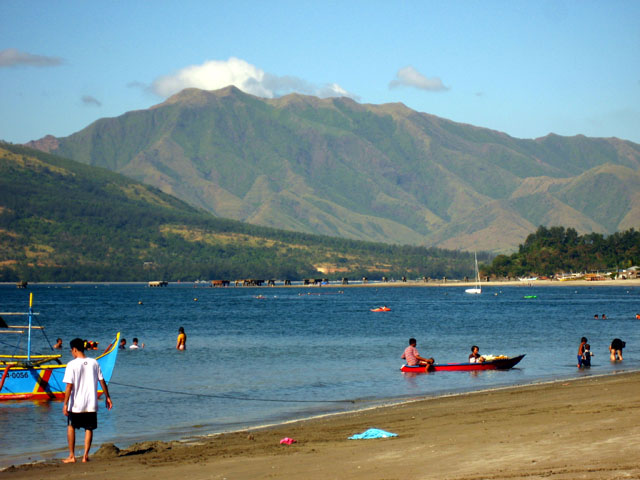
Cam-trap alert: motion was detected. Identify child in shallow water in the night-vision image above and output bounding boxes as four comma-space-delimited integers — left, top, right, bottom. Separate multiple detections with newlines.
582, 343, 593, 367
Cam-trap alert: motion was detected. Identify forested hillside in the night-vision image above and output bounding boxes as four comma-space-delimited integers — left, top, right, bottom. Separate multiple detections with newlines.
484, 226, 640, 278
0, 143, 481, 282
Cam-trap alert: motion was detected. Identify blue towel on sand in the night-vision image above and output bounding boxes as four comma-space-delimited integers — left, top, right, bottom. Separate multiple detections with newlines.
348, 428, 397, 440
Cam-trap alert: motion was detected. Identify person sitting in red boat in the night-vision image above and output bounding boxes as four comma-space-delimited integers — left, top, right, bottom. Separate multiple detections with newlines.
83, 340, 99, 350
402, 338, 434, 367
469, 345, 485, 363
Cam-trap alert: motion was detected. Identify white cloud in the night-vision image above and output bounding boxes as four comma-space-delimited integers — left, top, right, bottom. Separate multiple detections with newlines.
389, 66, 449, 92
0, 48, 63, 67
81, 95, 102, 107
151, 57, 355, 99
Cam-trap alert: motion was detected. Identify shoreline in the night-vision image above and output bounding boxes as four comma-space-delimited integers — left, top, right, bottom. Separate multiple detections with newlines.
5, 369, 640, 479
3, 278, 640, 288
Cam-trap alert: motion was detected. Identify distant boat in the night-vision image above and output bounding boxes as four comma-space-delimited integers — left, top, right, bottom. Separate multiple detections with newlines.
465, 252, 482, 294
518, 276, 538, 282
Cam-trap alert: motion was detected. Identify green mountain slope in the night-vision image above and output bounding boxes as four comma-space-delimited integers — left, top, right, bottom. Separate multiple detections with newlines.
0, 143, 480, 282
26, 86, 640, 253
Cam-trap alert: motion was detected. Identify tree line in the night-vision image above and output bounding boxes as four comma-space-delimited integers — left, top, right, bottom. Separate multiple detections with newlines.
483, 226, 640, 278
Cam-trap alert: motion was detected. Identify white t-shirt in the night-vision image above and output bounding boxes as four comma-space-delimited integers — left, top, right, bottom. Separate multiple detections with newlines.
63, 356, 104, 413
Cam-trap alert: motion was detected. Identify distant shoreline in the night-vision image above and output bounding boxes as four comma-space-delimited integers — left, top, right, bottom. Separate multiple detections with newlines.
2, 279, 640, 288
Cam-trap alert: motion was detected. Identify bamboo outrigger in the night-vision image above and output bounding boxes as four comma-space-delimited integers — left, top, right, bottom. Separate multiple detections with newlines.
0, 293, 119, 401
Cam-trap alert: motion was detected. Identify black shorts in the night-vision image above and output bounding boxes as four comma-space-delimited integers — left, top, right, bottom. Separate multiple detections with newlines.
67, 411, 98, 431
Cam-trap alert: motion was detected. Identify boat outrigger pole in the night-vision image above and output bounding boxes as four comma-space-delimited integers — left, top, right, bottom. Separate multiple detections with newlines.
27, 293, 33, 363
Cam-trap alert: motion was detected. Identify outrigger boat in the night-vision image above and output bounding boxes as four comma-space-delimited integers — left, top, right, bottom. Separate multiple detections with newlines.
0, 293, 119, 401
401, 354, 525, 373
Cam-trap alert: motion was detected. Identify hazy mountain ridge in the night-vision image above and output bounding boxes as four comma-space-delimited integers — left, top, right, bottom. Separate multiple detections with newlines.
26, 86, 640, 252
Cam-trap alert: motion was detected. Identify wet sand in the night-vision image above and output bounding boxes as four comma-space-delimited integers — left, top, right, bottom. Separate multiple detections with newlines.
5, 370, 640, 480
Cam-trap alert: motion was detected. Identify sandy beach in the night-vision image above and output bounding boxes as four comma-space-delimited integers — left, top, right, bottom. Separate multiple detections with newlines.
4, 370, 640, 480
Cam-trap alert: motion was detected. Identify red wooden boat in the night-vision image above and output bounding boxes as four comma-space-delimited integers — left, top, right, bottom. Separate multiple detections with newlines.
401, 354, 525, 373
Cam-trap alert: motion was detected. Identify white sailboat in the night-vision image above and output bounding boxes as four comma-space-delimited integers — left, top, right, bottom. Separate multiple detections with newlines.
465, 252, 482, 294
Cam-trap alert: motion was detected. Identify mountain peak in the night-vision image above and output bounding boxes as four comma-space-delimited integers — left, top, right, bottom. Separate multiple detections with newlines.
23, 134, 59, 152
156, 85, 249, 108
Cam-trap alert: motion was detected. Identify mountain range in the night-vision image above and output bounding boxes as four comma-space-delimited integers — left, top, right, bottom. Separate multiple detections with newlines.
26, 86, 640, 252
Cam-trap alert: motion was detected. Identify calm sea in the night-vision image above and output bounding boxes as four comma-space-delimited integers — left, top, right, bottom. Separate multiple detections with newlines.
1, 283, 639, 466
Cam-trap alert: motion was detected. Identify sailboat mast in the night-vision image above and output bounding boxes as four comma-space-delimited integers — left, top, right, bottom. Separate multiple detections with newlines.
473, 252, 477, 286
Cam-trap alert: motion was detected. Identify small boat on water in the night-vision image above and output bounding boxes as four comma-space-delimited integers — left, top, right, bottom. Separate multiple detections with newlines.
370, 306, 391, 312
465, 251, 482, 295
401, 354, 525, 373
0, 294, 119, 401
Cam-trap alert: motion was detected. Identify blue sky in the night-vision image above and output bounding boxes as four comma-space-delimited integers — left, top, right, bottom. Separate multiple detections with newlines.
1, 1, 639, 144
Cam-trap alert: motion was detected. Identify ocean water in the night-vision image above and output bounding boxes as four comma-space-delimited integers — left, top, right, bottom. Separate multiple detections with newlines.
1, 283, 639, 466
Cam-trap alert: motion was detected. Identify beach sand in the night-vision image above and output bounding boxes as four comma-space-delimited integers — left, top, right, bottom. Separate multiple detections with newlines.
5, 370, 640, 480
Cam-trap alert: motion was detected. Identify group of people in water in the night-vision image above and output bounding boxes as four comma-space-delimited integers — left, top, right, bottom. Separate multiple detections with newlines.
53, 338, 98, 350
401, 335, 627, 369
118, 337, 144, 349
56, 327, 188, 353
577, 336, 625, 367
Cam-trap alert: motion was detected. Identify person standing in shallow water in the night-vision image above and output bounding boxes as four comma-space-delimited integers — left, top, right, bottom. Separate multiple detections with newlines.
176, 327, 187, 350
577, 337, 587, 368
609, 338, 625, 361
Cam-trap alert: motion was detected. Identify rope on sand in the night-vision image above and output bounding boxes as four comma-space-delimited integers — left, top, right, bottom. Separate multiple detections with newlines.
108, 380, 355, 404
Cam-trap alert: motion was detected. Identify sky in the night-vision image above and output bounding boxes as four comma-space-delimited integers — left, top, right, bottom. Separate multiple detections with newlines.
1, 1, 639, 144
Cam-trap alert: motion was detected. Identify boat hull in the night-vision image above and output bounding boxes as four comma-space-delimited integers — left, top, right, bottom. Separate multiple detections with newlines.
401, 354, 525, 373
0, 333, 119, 401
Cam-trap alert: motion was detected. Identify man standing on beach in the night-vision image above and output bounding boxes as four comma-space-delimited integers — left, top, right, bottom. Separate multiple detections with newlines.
62, 337, 113, 463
